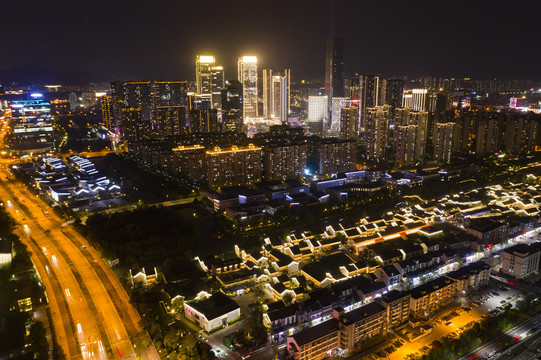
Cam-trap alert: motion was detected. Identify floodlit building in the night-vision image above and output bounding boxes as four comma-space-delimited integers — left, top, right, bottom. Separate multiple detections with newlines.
263, 69, 290, 124
308, 96, 328, 124
196, 55, 216, 95
184, 292, 240, 332
434, 122, 454, 162
238, 56, 258, 119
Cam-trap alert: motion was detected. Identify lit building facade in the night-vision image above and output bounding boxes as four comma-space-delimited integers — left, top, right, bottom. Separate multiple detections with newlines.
206, 144, 262, 188
308, 96, 328, 124
8, 99, 54, 146
318, 139, 356, 176
238, 56, 258, 119
263, 69, 290, 124
264, 142, 308, 180
221, 80, 243, 133
365, 105, 391, 160
340, 106, 359, 140
196, 55, 216, 95
395, 109, 428, 166
433, 122, 454, 162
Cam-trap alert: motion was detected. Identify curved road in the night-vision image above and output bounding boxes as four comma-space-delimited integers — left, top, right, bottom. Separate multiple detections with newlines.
0, 169, 159, 360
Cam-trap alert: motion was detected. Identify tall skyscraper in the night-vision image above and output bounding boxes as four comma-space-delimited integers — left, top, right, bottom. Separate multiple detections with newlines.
262, 69, 290, 124
402, 89, 428, 111
434, 122, 454, 162
221, 80, 243, 133
100, 94, 114, 131
365, 105, 391, 160
155, 106, 188, 138
345, 76, 361, 100
111, 81, 153, 142
238, 56, 258, 119
211, 66, 224, 109
384, 79, 404, 111
324, 37, 344, 99
359, 75, 380, 131
330, 97, 351, 133
196, 55, 215, 95
340, 106, 359, 141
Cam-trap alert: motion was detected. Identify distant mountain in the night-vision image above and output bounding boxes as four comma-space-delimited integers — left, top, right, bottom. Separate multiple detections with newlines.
0, 64, 101, 85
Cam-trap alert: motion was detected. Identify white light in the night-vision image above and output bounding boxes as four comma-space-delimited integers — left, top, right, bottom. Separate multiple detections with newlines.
241, 56, 257, 63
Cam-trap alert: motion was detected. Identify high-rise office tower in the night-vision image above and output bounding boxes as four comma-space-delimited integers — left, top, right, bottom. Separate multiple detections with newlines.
100, 94, 114, 131
262, 69, 291, 124
395, 108, 428, 166
340, 106, 359, 141
221, 80, 243, 133
324, 37, 344, 99
434, 122, 454, 162
111, 81, 153, 142
211, 66, 224, 109
365, 105, 391, 160
196, 55, 215, 95
189, 109, 219, 133
238, 56, 258, 119
8, 99, 53, 146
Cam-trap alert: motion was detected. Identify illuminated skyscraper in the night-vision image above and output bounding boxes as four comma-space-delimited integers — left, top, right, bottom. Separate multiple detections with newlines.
340, 106, 359, 141
330, 97, 351, 133
262, 69, 290, 124
211, 66, 224, 109
221, 80, 243, 133
434, 122, 454, 162
359, 75, 380, 131
100, 94, 114, 131
395, 108, 428, 166
238, 56, 258, 119
196, 55, 215, 95
365, 105, 391, 160
111, 81, 153, 141
308, 96, 328, 124
324, 37, 344, 99
402, 89, 428, 111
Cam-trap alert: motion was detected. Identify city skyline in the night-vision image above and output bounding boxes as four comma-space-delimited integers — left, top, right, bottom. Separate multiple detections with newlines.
1, 0, 541, 83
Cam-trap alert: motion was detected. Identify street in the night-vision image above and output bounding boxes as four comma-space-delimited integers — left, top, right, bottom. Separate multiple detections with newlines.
0, 167, 159, 360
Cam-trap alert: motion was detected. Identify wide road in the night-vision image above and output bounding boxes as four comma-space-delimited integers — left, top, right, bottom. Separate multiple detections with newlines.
0, 169, 159, 360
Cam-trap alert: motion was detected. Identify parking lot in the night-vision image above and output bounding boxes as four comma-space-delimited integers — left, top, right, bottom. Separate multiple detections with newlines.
380, 279, 524, 360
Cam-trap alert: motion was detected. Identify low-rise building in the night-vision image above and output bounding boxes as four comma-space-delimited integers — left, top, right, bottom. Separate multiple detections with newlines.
184, 292, 240, 332
501, 243, 541, 278
409, 277, 456, 317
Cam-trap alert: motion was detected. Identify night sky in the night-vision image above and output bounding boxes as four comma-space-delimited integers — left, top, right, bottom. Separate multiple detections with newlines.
1, 0, 540, 82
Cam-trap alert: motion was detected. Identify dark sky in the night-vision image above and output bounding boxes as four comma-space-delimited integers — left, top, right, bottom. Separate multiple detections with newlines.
1, 0, 540, 82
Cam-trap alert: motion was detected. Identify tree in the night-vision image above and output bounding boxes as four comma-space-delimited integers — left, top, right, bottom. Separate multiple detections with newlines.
28, 321, 49, 360
171, 296, 184, 313
335, 232, 348, 246
282, 292, 294, 306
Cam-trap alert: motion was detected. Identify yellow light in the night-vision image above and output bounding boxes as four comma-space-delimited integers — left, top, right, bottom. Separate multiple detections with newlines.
241, 56, 257, 63
198, 55, 215, 63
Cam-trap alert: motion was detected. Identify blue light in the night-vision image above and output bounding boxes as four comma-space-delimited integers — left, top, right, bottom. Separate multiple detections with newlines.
30, 93, 43, 98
